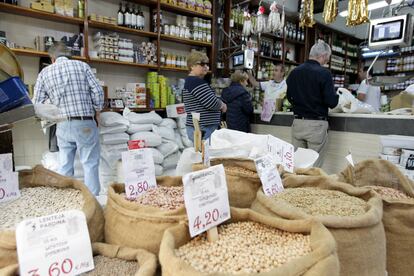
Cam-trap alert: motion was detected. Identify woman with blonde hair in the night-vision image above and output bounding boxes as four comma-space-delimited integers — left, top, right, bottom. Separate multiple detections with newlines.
221, 70, 253, 132
183, 50, 227, 142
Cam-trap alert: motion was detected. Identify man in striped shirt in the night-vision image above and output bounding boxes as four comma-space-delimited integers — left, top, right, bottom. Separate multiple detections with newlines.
183, 51, 226, 142
33, 42, 104, 195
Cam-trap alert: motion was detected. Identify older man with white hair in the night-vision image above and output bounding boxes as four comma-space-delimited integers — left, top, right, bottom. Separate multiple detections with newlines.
286, 40, 339, 168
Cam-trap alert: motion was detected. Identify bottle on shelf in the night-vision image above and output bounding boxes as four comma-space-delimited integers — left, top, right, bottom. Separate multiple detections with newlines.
139, 6, 145, 30
160, 50, 166, 66
131, 5, 137, 29
117, 2, 124, 26
125, 3, 131, 28
78, 0, 84, 19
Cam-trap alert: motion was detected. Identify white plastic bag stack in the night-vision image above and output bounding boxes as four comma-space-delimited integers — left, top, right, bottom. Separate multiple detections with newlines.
175, 115, 193, 149
154, 118, 181, 175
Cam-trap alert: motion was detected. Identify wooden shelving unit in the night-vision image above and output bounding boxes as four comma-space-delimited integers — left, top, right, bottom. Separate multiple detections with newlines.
11, 48, 86, 60
160, 2, 213, 19
88, 58, 158, 69
159, 66, 188, 72
88, 20, 157, 38
160, 34, 212, 47
258, 55, 282, 63
0, 2, 84, 25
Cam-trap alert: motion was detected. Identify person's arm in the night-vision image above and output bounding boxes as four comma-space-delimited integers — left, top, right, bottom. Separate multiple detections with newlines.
247, 71, 260, 88
85, 65, 104, 112
322, 72, 339, 108
33, 72, 49, 104
357, 81, 368, 102
190, 80, 223, 111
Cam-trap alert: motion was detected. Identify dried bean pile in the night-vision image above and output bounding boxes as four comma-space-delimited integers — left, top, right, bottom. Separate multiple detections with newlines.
368, 186, 414, 200
176, 221, 311, 274
127, 186, 184, 210
0, 187, 84, 230
81, 255, 137, 275
225, 167, 257, 177
274, 188, 367, 217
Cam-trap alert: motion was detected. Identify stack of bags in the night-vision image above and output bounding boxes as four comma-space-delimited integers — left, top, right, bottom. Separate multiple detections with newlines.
176, 115, 193, 148
154, 118, 181, 176
99, 112, 130, 194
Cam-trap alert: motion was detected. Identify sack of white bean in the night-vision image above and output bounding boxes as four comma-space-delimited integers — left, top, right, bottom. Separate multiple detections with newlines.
0, 166, 104, 268
159, 208, 339, 276
104, 176, 187, 254
192, 158, 264, 208
338, 159, 414, 276
251, 176, 386, 276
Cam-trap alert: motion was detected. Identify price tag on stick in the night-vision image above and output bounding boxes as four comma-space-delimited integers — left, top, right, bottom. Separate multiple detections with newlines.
16, 210, 94, 276
267, 136, 295, 173
122, 148, 157, 199
183, 164, 231, 238
0, 171, 20, 203
255, 154, 284, 196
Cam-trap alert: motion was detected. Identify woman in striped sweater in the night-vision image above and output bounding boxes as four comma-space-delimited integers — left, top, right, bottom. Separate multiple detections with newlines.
183, 51, 227, 142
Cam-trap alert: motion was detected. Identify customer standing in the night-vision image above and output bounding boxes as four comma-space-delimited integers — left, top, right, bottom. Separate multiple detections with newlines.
286, 40, 339, 168
221, 70, 253, 132
248, 64, 287, 121
183, 51, 227, 142
357, 66, 381, 112
33, 42, 104, 195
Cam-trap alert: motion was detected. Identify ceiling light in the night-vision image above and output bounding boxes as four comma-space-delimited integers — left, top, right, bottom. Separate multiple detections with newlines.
339, 0, 403, 17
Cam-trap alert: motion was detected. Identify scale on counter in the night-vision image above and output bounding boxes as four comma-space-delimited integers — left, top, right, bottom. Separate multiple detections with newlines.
232, 49, 255, 70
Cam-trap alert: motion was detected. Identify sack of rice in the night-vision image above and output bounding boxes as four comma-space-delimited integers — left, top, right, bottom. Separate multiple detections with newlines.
160, 118, 177, 129
338, 159, 414, 276
155, 164, 163, 176
104, 176, 187, 254
192, 158, 262, 208
130, 132, 162, 147
152, 125, 175, 141
150, 148, 164, 164
251, 175, 386, 276
127, 124, 154, 135
125, 111, 162, 125
100, 124, 128, 135
100, 112, 129, 127
102, 133, 129, 145
159, 208, 339, 276
162, 151, 180, 170
157, 142, 179, 158
0, 166, 104, 268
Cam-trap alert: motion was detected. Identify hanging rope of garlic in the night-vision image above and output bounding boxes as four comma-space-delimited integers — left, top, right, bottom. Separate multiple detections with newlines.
346, 0, 369, 26
323, 0, 338, 24
299, 0, 315, 28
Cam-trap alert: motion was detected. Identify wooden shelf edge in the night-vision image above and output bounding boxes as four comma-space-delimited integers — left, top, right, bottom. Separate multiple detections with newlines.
88, 20, 157, 38
0, 3, 84, 25
160, 2, 213, 19
89, 58, 158, 69
258, 55, 283, 63
160, 34, 212, 47
159, 66, 188, 72
11, 48, 86, 60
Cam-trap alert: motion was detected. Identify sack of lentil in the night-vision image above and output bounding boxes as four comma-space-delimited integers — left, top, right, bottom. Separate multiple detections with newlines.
192, 158, 262, 208
338, 159, 414, 276
0, 166, 104, 268
104, 176, 187, 254
251, 176, 386, 276
159, 207, 339, 276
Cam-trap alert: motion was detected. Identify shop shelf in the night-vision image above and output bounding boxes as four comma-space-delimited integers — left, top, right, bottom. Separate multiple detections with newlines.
0, 3, 84, 25
261, 33, 283, 40
285, 38, 305, 45
88, 20, 158, 38
130, 0, 157, 6
103, 107, 166, 113
88, 58, 158, 69
160, 2, 213, 19
284, 60, 300, 66
159, 66, 188, 72
258, 55, 282, 63
11, 48, 86, 60
160, 34, 212, 47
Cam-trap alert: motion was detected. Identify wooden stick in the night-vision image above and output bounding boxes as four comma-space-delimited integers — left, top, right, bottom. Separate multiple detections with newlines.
207, 226, 218, 242
192, 116, 202, 152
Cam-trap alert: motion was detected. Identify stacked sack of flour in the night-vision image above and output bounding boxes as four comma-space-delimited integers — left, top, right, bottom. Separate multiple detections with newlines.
176, 115, 193, 149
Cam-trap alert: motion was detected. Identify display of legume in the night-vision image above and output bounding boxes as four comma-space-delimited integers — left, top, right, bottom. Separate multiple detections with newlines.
367, 185, 414, 200
126, 186, 184, 210
81, 255, 137, 275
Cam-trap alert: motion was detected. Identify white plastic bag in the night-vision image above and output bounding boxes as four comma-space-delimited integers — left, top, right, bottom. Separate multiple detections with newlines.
157, 141, 179, 157
160, 118, 177, 129
150, 148, 164, 164
153, 125, 176, 141
162, 151, 180, 170
130, 131, 162, 147
176, 115, 186, 128
127, 123, 154, 134
176, 148, 202, 176
102, 133, 129, 145
175, 130, 185, 150
162, 169, 177, 176
34, 104, 66, 122
100, 112, 130, 127
182, 135, 193, 148
123, 108, 163, 124
100, 125, 128, 134
155, 164, 163, 176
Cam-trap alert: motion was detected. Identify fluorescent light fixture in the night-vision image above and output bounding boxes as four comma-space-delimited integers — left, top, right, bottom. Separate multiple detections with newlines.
339, 0, 403, 17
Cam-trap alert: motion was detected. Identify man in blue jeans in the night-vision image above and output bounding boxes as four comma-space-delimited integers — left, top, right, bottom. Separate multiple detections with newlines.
33, 42, 104, 195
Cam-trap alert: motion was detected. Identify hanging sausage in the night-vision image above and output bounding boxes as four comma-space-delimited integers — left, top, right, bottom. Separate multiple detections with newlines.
299, 0, 315, 28
323, 0, 338, 24
268, 1, 281, 33
346, 0, 369, 26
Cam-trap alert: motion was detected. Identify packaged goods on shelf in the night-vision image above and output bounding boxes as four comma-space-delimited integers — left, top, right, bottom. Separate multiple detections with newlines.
159, 208, 339, 275
251, 176, 386, 276
104, 178, 187, 254
338, 159, 414, 276
93, 32, 120, 61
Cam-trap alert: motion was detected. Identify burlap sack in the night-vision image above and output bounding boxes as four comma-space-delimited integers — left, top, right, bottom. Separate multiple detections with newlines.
104, 176, 187, 254
0, 166, 104, 268
192, 158, 262, 208
338, 159, 414, 276
159, 207, 339, 276
0, 243, 157, 276
251, 175, 386, 276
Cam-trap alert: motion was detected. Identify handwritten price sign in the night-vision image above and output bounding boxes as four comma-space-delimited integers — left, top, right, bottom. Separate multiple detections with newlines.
183, 164, 230, 237
16, 210, 94, 276
122, 148, 157, 199
0, 171, 20, 203
267, 135, 294, 173
255, 154, 284, 196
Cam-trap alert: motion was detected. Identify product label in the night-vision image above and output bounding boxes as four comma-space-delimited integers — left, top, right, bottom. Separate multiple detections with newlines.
183, 165, 230, 237
16, 210, 94, 276
267, 136, 294, 173
122, 148, 157, 199
255, 154, 284, 196
128, 140, 146, 150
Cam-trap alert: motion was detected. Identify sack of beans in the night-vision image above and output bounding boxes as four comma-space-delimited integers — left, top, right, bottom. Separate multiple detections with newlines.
338, 159, 414, 276
104, 176, 187, 254
251, 175, 385, 276
159, 207, 339, 276
0, 166, 104, 268
192, 158, 262, 208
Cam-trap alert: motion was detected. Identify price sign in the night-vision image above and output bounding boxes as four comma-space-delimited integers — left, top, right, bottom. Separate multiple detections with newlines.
122, 148, 157, 199
0, 171, 20, 203
16, 210, 94, 276
255, 154, 284, 196
183, 164, 230, 237
267, 135, 294, 173
203, 140, 210, 167
260, 99, 276, 122
0, 153, 12, 172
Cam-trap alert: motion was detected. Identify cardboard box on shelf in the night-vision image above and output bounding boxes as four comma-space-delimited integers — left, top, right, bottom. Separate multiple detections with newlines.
390, 92, 414, 110
31, 1, 55, 13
